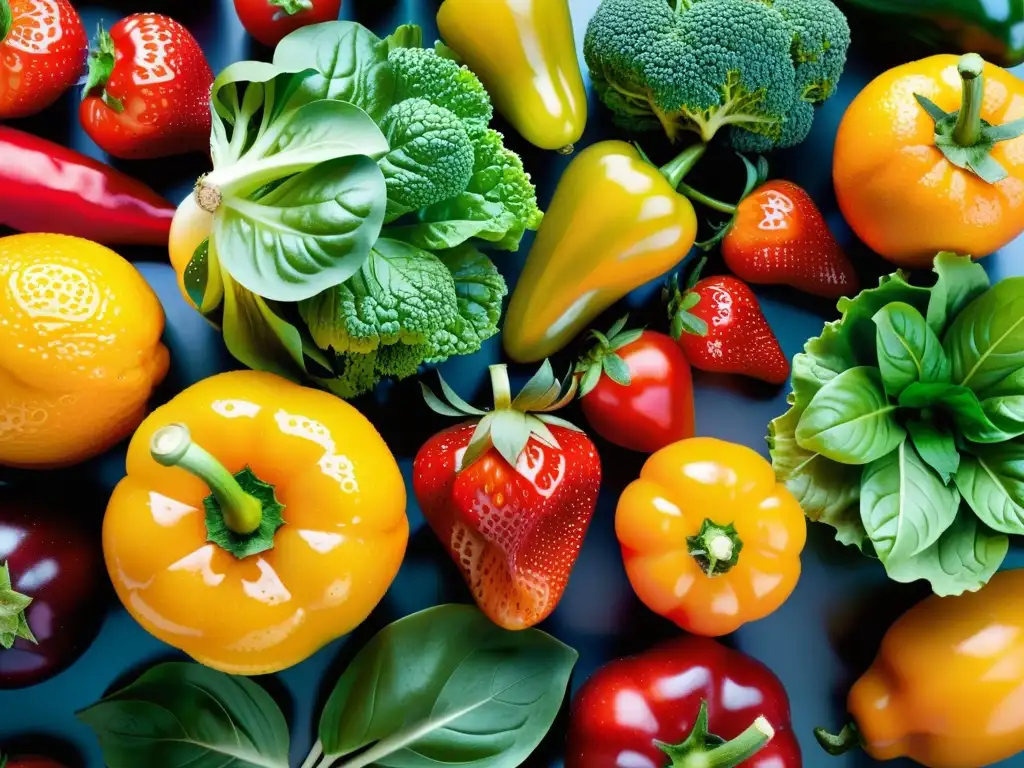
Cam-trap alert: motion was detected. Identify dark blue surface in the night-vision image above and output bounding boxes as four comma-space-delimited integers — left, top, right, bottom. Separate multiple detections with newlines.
2, 1, 1024, 766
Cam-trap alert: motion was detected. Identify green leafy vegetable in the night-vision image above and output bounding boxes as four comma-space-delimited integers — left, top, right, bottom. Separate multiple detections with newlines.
769, 254, 1022, 596
76, 662, 290, 768
316, 604, 577, 768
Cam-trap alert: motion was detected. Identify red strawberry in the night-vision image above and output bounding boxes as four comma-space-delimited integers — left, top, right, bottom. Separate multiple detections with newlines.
722, 179, 859, 299
665, 266, 790, 385
79, 14, 213, 160
414, 362, 601, 630
0, 0, 87, 120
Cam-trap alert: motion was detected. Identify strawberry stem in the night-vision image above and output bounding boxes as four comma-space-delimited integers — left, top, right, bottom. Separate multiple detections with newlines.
83, 25, 124, 113
0, 0, 12, 44
490, 364, 514, 411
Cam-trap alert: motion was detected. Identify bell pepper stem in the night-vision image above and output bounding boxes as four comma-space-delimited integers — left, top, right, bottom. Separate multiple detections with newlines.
814, 722, 863, 756
687, 519, 743, 576
270, 0, 313, 14
489, 364, 514, 411
657, 701, 775, 768
150, 424, 262, 535
0, 0, 11, 43
953, 53, 985, 147
659, 143, 708, 189
677, 181, 738, 215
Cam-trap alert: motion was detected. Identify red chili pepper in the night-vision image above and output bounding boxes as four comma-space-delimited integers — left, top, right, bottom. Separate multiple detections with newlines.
0, 126, 175, 247
566, 635, 801, 768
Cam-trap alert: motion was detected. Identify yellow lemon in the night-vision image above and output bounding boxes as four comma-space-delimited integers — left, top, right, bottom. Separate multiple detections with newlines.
0, 234, 170, 469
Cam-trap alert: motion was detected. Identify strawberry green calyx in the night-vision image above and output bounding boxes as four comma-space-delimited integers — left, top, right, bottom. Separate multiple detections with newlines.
0, 0, 12, 44
914, 53, 1024, 184
0, 562, 38, 650
270, 0, 313, 16
83, 25, 124, 113
657, 701, 775, 768
421, 360, 581, 474
576, 315, 645, 397
664, 256, 710, 339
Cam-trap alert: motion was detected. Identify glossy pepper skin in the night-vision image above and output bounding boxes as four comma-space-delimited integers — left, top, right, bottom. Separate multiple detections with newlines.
817, 568, 1024, 768
503, 141, 700, 364
567, 635, 801, 768
843, 0, 1024, 67
0, 127, 175, 247
834, 53, 1024, 268
437, 0, 586, 152
616, 437, 806, 637
103, 370, 409, 676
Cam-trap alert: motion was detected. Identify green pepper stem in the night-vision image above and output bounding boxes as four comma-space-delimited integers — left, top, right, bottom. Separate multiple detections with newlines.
150, 424, 262, 535
953, 53, 985, 147
677, 181, 738, 215
0, 0, 12, 43
489, 364, 513, 411
814, 722, 863, 756
659, 143, 708, 189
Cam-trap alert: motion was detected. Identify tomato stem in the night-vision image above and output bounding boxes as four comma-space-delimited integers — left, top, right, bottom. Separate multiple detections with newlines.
270, 0, 314, 15
0, 562, 38, 649
814, 722, 863, 756
687, 519, 743, 576
150, 424, 262, 535
953, 53, 985, 147
0, 0, 12, 44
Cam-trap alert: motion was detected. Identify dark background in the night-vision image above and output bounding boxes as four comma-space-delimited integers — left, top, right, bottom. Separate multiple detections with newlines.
2, 0, 1023, 766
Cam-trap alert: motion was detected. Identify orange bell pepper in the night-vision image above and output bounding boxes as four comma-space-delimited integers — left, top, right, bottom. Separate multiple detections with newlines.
816, 568, 1024, 768
834, 52, 1024, 268
102, 370, 409, 675
615, 437, 806, 637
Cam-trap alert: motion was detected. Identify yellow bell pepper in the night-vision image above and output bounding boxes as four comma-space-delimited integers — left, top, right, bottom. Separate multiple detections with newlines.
437, 0, 587, 153
816, 568, 1024, 768
503, 140, 701, 364
102, 370, 409, 675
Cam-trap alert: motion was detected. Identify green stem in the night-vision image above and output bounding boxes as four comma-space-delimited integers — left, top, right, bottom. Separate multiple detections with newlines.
300, 741, 324, 768
656, 702, 775, 768
686, 519, 743, 576
489, 364, 513, 411
677, 182, 738, 215
0, 0, 11, 43
270, 0, 314, 14
150, 424, 262, 535
659, 143, 708, 189
952, 53, 985, 147
814, 722, 863, 756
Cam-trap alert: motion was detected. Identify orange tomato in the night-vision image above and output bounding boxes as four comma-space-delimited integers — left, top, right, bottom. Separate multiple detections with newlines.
615, 437, 806, 637
0, 234, 168, 469
834, 54, 1024, 268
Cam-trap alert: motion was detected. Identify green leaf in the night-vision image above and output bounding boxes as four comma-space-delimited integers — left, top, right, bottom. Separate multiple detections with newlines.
790, 320, 859, 407
184, 239, 211, 311
768, 407, 866, 550
76, 662, 290, 768
979, 370, 1024, 439
905, 418, 959, 485
900, 382, 1019, 444
945, 277, 1024, 392
273, 21, 395, 120
860, 439, 960, 563
579, 364, 602, 398
873, 302, 950, 398
221, 274, 307, 380
880, 512, 1007, 597
434, 244, 508, 360
602, 354, 632, 386
216, 155, 387, 303
490, 410, 533, 467
795, 367, 905, 465
384, 194, 515, 251
956, 443, 1024, 534
926, 252, 990, 335
317, 604, 577, 766
512, 360, 560, 412
835, 271, 932, 363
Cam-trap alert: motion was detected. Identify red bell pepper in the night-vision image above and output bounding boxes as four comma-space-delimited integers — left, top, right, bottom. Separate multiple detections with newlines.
0, 126, 175, 246
566, 636, 801, 768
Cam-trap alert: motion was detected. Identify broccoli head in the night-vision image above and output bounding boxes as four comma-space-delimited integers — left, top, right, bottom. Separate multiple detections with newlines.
583, 0, 850, 151
389, 46, 493, 128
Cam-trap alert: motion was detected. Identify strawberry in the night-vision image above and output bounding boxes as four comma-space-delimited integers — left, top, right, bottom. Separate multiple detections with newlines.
721, 179, 859, 299
79, 14, 213, 160
665, 264, 790, 386
414, 361, 601, 630
0, 0, 87, 120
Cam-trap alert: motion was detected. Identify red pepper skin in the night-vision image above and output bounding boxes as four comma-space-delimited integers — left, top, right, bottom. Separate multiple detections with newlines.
566, 636, 801, 768
0, 126, 174, 247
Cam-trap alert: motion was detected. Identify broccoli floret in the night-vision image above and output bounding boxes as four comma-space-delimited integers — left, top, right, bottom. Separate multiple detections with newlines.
583, 0, 850, 151
388, 46, 493, 128
379, 98, 476, 221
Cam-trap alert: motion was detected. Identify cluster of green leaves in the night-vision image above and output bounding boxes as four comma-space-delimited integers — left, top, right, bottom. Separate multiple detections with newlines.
769, 253, 1024, 596
188, 22, 542, 399
77, 605, 577, 768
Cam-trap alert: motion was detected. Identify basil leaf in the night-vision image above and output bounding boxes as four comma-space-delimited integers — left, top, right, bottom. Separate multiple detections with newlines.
836, 271, 932, 364
957, 444, 1024, 534
880, 512, 1007, 597
273, 21, 395, 121
926, 252, 990, 335
945, 277, 1024, 392
216, 155, 387, 303
873, 301, 950, 398
222, 273, 307, 379
979, 370, 1024, 439
318, 604, 577, 767
77, 662, 289, 768
905, 417, 960, 484
900, 382, 1019, 444
861, 439, 960, 563
791, 320, 858, 406
768, 407, 867, 550
795, 367, 905, 465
